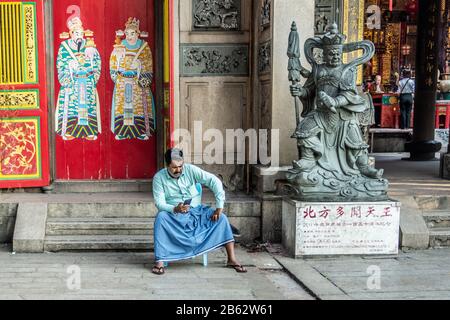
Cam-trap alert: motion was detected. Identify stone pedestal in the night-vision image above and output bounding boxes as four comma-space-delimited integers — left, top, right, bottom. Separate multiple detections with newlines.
441, 153, 450, 179
282, 199, 401, 257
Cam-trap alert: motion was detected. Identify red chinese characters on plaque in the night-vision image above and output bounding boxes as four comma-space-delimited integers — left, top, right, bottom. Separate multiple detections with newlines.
292, 202, 401, 256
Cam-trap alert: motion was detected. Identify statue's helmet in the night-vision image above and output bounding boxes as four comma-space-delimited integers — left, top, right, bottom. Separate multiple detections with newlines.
321, 23, 346, 51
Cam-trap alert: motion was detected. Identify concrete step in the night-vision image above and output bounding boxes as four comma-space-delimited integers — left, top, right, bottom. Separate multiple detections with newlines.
46, 197, 261, 219
47, 203, 158, 219
44, 235, 153, 251
45, 218, 155, 236
47, 180, 152, 194
429, 228, 450, 248
423, 210, 450, 229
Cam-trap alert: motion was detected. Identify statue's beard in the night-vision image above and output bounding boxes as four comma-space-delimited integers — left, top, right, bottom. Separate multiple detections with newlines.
328, 60, 341, 67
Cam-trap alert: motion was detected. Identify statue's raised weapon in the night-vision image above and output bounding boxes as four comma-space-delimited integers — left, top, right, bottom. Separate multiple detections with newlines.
287, 22, 309, 158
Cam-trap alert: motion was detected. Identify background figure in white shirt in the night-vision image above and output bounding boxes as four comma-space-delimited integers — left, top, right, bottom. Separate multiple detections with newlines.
397, 69, 415, 129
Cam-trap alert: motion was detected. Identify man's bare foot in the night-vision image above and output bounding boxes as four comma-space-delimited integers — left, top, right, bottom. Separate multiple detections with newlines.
226, 260, 247, 273
152, 262, 165, 275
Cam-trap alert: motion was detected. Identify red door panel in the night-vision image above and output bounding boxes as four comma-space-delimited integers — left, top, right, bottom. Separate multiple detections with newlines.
0, 0, 50, 188
53, 0, 157, 180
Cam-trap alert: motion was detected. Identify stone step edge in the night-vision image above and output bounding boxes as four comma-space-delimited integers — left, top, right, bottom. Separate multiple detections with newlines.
47, 218, 155, 224
429, 228, 450, 236
423, 210, 450, 217
44, 235, 153, 241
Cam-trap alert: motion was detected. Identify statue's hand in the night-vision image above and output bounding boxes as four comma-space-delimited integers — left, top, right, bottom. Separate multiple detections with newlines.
290, 84, 306, 98
318, 91, 338, 113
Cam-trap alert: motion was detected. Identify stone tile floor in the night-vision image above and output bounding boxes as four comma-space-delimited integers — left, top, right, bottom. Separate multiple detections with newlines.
1, 242, 450, 300
269, 244, 450, 300
0, 244, 313, 300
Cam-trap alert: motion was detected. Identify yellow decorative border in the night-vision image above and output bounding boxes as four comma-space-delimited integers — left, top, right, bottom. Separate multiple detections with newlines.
23, 3, 37, 83
342, 0, 364, 85
0, 118, 41, 180
0, 89, 39, 110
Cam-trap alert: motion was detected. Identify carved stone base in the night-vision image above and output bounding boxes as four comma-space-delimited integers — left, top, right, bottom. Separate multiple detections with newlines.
286, 166, 389, 202
440, 153, 450, 180
282, 198, 401, 257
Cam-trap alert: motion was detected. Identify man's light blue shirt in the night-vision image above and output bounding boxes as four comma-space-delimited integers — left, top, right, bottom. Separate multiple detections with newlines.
152, 164, 225, 213
398, 78, 415, 94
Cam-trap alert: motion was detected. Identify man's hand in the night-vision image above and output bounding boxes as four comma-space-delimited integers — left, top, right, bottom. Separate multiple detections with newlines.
211, 208, 223, 222
174, 203, 190, 214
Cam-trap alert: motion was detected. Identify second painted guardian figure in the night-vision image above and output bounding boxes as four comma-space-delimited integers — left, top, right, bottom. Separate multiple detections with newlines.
110, 18, 155, 141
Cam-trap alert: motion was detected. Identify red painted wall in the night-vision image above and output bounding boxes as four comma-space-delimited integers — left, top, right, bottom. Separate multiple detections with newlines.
53, 0, 157, 180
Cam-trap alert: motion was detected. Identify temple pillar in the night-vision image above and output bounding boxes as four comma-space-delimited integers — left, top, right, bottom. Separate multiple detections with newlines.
406, 0, 442, 160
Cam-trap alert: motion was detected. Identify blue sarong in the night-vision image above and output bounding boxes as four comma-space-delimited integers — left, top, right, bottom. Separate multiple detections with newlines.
154, 205, 234, 262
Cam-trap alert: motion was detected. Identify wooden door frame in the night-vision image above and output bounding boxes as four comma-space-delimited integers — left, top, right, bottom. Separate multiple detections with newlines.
43, 0, 168, 185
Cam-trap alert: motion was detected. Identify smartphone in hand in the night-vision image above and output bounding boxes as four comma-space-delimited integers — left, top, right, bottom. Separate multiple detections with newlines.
183, 199, 192, 206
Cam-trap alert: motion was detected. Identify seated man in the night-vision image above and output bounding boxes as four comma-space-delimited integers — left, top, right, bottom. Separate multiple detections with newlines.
151, 148, 247, 275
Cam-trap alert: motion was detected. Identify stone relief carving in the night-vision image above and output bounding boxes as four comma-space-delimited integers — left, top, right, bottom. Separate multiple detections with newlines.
219, 167, 243, 192
181, 45, 248, 76
260, 0, 271, 29
315, 0, 339, 35
258, 41, 271, 74
193, 0, 240, 30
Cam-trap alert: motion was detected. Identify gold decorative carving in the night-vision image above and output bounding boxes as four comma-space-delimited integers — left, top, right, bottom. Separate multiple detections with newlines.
343, 0, 364, 85
23, 4, 37, 83
0, 119, 39, 178
0, 90, 39, 110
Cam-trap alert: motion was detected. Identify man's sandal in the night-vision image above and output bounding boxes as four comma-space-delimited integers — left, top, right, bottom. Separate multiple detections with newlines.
227, 264, 247, 273
152, 266, 165, 275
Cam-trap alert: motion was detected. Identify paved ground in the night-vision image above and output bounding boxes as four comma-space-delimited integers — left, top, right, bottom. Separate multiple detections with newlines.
271, 245, 450, 300
1, 242, 450, 300
0, 244, 313, 300
375, 153, 450, 197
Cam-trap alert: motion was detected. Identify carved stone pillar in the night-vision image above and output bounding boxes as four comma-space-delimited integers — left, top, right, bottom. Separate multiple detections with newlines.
271, 0, 315, 165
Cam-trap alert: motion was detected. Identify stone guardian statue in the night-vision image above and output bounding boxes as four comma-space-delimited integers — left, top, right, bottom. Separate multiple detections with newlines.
286, 23, 389, 201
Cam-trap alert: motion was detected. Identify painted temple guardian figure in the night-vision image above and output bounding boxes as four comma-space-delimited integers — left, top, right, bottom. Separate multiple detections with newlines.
56, 17, 102, 141
287, 23, 389, 201
110, 17, 155, 141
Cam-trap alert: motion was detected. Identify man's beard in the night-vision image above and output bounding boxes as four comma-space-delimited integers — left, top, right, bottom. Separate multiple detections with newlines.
168, 170, 182, 179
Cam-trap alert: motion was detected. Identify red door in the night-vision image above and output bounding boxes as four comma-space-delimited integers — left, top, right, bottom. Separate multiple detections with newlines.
0, 0, 50, 188
53, 0, 157, 180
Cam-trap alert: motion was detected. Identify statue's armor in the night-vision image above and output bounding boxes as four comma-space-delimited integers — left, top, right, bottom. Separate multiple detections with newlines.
296, 64, 368, 154
296, 65, 346, 140
316, 65, 342, 99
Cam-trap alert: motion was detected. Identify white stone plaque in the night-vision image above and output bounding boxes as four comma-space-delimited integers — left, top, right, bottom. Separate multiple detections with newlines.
282, 200, 401, 257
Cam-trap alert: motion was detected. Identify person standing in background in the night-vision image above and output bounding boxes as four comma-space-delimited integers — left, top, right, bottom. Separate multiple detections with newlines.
397, 69, 415, 129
